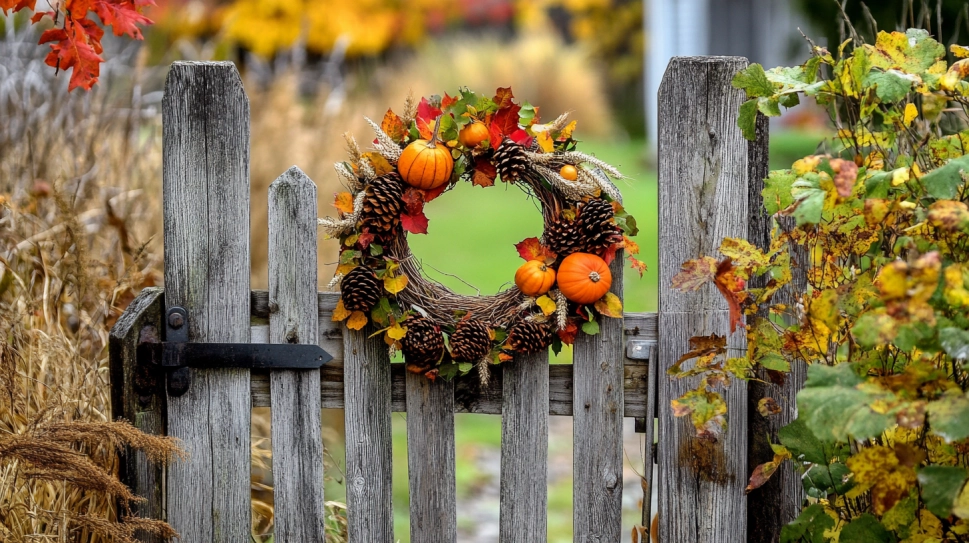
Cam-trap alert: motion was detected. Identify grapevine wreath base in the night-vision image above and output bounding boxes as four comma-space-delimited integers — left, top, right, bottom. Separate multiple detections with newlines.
319, 87, 644, 381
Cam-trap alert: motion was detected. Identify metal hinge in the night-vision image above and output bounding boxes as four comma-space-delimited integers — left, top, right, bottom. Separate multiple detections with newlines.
138, 306, 333, 397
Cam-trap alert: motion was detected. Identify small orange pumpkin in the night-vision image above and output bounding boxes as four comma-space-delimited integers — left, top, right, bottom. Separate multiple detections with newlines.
515, 260, 556, 296
398, 116, 454, 190
560, 164, 578, 181
459, 121, 490, 148
557, 253, 611, 304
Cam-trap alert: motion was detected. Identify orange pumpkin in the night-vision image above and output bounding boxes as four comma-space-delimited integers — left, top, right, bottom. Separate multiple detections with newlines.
459, 121, 490, 148
557, 253, 612, 304
560, 164, 578, 181
398, 116, 454, 190
515, 260, 556, 296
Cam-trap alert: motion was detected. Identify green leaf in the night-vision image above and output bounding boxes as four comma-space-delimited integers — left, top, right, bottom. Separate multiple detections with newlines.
581, 320, 600, 335
797, 364, 894, 441
926, 392, 969, 441
758, 353, 791, 372
738, 99, 759, 141
852, 312, 899, 348
803, 462, 854, 497
918, 465, 968, 518
939, 327, 969, 360
921, 155, 969, 200
839, 514, 893, 543
791, 187, 825, 225
762, 170, 796, 214
865, 171, 892, 198
864, 70, 917, 103
457, 362, 473, 374
732, 63, 775, 97
757, 96, 782, 117
779, 504, 834, 543
778, 418, 833, 464
518, 102, 537, 126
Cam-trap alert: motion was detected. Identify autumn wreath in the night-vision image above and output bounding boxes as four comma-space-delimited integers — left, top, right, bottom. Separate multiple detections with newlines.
319, 87, 644, 380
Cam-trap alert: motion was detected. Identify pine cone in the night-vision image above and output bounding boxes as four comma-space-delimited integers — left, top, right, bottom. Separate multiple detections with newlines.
577, 198, 622, 255
543, 218, 584, 257
449, 319, 492, 362
341, 266, 381, 312
493, 139, 528, 183
359, 173, 404, 242
507, 321, 552, 353
401, 316, 444, 370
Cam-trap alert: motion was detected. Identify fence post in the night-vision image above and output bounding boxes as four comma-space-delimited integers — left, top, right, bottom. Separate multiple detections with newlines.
268, 166, 325, 542
657, 56, 751, 542
406, 374, 457, 542
162, 61, 252, 543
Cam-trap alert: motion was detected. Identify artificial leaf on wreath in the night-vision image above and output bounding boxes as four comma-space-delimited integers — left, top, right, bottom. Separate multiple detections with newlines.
416, 98, 443, 139
384, 273, 408, 295
401, 212, 429, 234
333, 192, 355, 214
362, 152, 394, 176
332, 299, 352, 322
594, 292, 623, 318
472, 158, 498, 187
536, 295, 556, 316
381, 108, 408, 143
628, 255, 647, 277
515, 237, 556, 263
346, 311, 368, 330
557, 320, 579, 345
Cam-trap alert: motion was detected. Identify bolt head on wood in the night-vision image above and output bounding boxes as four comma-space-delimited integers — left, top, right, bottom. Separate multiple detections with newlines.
168, 312, 184, 329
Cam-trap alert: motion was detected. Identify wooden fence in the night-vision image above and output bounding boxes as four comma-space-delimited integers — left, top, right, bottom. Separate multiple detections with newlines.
110, 57, 801, 543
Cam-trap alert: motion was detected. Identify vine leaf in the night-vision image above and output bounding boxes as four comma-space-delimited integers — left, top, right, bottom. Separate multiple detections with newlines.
671, 256, 718, 291
38, 19, 105, 91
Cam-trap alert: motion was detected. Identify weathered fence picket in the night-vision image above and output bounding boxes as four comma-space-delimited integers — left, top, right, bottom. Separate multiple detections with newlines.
109, 56, 805, 543
267, 166, 325, 542
162, 61, 252, 543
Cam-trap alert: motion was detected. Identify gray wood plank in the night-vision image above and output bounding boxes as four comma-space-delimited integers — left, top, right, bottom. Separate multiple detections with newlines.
573, 255, 625, 542
744, 111, 807, 542
499, 351, 549, 541
641, 341, 658, 538
109, 287, 165, 542
657, 56, 751, 542
162, 61, 251, 543
267, 166, 325, 542
405, 372, 457, 543
343, 323, 394, 542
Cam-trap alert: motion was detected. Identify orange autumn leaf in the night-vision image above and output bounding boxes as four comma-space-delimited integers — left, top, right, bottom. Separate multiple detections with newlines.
332, 299, 352, 322
594, 292, 623, 318
622, 236, 640, 255
346, 311, 368, 330
628, 256, 648, 277
671, 256, 718, 291
381, 108, 408, 142
713, 259, 746, 334
333, 192, 354, 214
362, 152, 394, 176
515, 237, 556, 263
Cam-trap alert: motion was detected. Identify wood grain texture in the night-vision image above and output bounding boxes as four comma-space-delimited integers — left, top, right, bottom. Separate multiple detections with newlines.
573, 254, 625, 542
657, 56, 750, 543
405, 372, 457, 543
499, 351, 549, 541
641, 340, 658, 535
162, 61, 251, 543
744, 111, 807, 542
109, 287, 165, 543
343, 323, 394, 542
267, 166, 325, 543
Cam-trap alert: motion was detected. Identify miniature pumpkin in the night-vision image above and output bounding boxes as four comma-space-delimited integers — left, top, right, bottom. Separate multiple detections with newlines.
398, 116, 454, 190
515, 260, 556, 296
560, 164, 578, 181
557, 252, 611, 304
459, 121, 490, 148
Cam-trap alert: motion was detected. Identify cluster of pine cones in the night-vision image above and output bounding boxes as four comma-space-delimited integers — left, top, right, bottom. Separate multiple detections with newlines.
544, 197, 623, 258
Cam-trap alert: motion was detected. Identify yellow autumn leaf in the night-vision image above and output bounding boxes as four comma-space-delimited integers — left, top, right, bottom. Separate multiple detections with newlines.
875, 261, 909, 299
336, 263, 356, 276
332, 298, 352, 321
346, 311, 368, 330
536, 295, 556, 316
386, 321, 407, 341
719, 237, 770, 272
557, 120, 577, 140
594, 292, 623, 318
953, 482, 969, 519
536, 131, 554, 153
362, 152, 394, 176
891, 167, 910, 186
623, 235, 640, 255
333, 191, 355, 214
384, 273, 408, 295
792, 155, 822, 175
953, 44, 969, 59
941, 59, 969, 91
903, 103, 918, 126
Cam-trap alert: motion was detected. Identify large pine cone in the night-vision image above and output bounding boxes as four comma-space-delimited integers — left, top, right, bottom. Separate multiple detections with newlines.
401, 316, 444, 370
577, 198, 622, 255
543, 218, 584, 258
359, 173, 404, 242
507, 321, 552, 353
341, 266, 381, 312
449, 319, 492, 362
493, 139, 528, 183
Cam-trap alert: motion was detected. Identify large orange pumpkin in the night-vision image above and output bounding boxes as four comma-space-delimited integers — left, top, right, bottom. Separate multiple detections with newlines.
515, 260, 556, 296
557, 253, 611, 304
398, 116, 454, 189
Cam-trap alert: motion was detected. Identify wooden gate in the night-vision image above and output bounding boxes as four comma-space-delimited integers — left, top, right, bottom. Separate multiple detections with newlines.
110, 57, 800, 543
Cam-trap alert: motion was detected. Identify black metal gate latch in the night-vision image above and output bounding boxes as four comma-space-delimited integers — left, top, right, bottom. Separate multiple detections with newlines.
138, 306, 334, 397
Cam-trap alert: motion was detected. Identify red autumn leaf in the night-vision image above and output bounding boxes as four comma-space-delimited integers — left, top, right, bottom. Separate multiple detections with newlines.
713, 258, 746, 334
94, 0, 154, 39
557, 320, 579, 345
601, 242, 620, 265
745, 460, 780, 493
356, 231, 374, 249
507, 128, 533, 148
472, 158, 497, 187
489, 103, 522, 150
381, 108, 408, 142
401, 188, 426, 215
628, 255, 647, 277
493, 87, 515, 110
416, 97, 442, 140
671, 256, 718, 291
515, 237, 556, 262
423, 183, 448, 203
0, 0, 35, 14
40, 16, 105, 91
441, 92, 459, 110
401, 211, 429, 234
